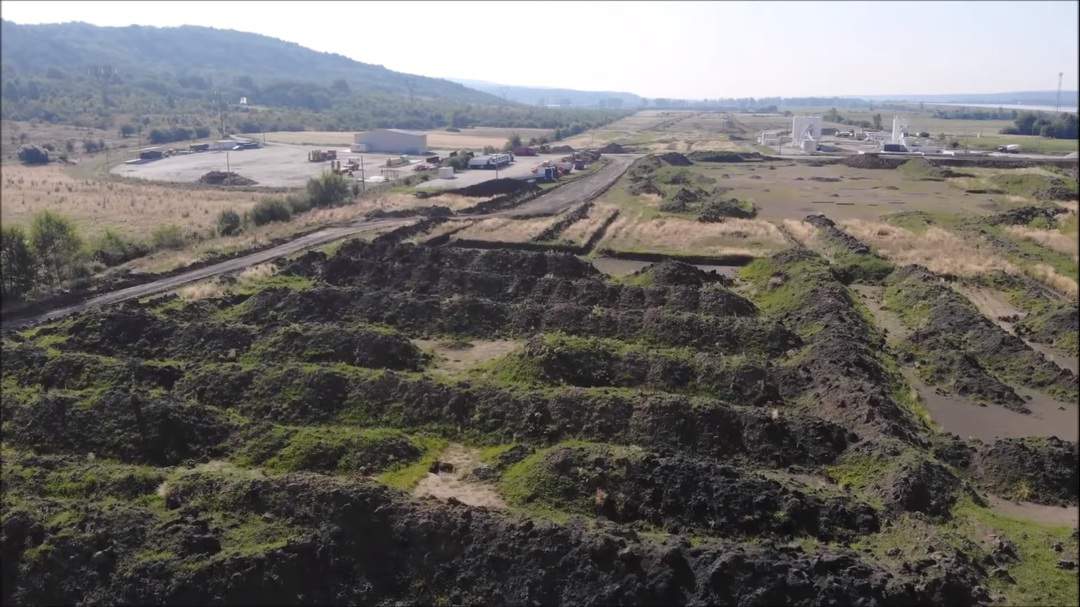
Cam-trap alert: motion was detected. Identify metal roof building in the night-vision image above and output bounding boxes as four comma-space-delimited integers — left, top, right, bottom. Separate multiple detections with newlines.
352, 129, 428, 154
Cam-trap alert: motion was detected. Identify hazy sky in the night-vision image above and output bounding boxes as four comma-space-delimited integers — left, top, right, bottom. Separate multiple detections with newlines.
3, 1, 1078, 98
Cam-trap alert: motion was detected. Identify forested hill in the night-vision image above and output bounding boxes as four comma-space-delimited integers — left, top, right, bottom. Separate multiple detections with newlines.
0, 20, 627, 134
0, 21, 500, 103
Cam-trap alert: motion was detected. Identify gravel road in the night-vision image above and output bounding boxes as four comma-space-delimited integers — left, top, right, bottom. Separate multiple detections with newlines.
4, 154, 635, 329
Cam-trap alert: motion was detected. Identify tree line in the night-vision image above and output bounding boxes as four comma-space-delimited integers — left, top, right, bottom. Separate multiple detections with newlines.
1000, 111, 1078, 139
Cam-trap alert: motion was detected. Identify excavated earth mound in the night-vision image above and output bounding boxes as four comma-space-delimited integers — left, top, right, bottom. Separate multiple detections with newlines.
3, 241, 1076, 606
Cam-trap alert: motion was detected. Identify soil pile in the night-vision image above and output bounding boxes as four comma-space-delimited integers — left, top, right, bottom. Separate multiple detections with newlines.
657, 152, 693, 166
886, 265, 1077, 407
973, 437, 1079, 506
598, 142, 627, 154
687, 151, 765, 163
198, 171, 257, 186
450, 178, 535, 198
841, 155, 906, 170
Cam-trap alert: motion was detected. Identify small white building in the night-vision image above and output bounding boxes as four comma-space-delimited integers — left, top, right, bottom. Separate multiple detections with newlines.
352, 129, 427, 154
791, 116, 822, 144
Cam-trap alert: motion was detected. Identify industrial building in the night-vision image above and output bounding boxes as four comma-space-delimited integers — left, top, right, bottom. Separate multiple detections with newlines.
352, 129, 428, 154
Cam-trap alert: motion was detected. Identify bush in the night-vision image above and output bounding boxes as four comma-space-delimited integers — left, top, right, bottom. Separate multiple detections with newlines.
250, 198, 292, 226
150, 225, 186, 250
286, 194, 313, 214
305, 172, 351, 208
29, 210, 82, 287
216, 209, 242, 236
89, 229, 150, 266
17, 145, 49, 165
1, 225, 36, 301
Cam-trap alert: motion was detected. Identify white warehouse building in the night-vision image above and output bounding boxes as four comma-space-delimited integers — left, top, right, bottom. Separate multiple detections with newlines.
352, 129, 428, 154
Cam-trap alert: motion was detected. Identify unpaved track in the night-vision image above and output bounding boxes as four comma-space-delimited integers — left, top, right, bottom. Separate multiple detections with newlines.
3, 156, 635, 330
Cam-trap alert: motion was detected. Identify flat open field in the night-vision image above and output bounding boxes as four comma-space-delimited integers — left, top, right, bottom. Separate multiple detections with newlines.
263, 127, 554, 150
1, 163, 263, 240
691, 161, 1012, 222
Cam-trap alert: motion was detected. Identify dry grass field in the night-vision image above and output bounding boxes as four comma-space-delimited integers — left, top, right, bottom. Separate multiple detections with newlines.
687, 162, 1020, 222
561, 110, 746, 153
263, 127, 553, 151
550, 203, 619, 246
1, 163, 263, 239
451, 214, 563, 242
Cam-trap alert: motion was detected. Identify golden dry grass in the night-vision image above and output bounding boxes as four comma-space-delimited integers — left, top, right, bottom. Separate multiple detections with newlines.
1005, 225, 1080, 260
1027, 263, 1079, 298
452, 215, 562, 243
781, 219, 820, 248
556, 204, 619, 245
842, 219, 1016, 276
600, 215, 787, 257
1, 163, 263, 239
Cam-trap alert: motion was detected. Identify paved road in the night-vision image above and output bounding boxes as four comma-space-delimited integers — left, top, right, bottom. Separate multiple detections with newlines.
3, 154, 636, 330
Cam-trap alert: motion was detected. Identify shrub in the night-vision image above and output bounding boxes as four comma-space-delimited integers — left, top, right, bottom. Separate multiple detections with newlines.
150, 225, 186, 250
216, 209, 242, 236
306, 172, 351, 208
286, 194, 313, 214
1, 225, 36, 301
17, 145, 49, 165
89, 229, 150, 266
250, 198, 292, 226
29, 210, 82, 287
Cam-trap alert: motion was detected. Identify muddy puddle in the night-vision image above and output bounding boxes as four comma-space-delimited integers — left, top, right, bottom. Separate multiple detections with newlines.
854, 285, 1077, 441
905, 367, 1078, 442
987, 495, 1079, 528
413, 444, 506, 509
952, 284, 1078, 375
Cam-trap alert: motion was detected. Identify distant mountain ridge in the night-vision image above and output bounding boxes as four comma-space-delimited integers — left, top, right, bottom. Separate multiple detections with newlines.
853, 91, 1079, 108
0, 20, 628, 134
0, 20, 501, 104
452, 78, 645, 108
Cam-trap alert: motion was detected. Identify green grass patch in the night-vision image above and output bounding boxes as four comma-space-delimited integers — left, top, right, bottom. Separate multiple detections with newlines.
374, 434, 449, 491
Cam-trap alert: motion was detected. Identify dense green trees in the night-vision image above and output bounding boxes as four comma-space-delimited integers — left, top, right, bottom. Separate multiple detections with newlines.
306, 172, 352, 208
29, 210, 83, 288
1001, 112, 1078, 139
1, 225, 36, 301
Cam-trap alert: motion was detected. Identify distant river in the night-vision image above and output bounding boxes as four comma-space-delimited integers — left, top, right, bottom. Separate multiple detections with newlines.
929, 102, 1078, 113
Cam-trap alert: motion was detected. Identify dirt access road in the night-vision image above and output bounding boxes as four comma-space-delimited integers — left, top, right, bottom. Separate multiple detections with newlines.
3, 155, 636, 330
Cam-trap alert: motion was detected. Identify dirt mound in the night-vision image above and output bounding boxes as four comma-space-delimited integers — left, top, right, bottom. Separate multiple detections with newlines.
505, 443, 878, 540
687, 151, 765, 163
515, 333, 777, 402
449, 178, 535, 198
250, 323, 427, 370
639, 260, 714, 287
973, 437, 1078, 506
748, 249, 927, 442
841, 154, 906, 170
657, 152, 693, 166
597, 142, 626, 154
698, 198, 757, 221
198, 170, 257, 186
886, 265, 1077, 407
805, 214, 871, 254
5, 390, 233, 465
987, 205, 1069, 226
3, 467, 980, 606
1015, 301, 1079, 351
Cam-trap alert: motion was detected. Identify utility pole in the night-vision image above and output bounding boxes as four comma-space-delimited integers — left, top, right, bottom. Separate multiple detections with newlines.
226, 150, 230, 173
1056, 72, 1063, 112
360, 155, 366, 193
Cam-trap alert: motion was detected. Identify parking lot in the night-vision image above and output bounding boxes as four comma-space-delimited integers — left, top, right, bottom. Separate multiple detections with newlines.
111, 142, 570, 190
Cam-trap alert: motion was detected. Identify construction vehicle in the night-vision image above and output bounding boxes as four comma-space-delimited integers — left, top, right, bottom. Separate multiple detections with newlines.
307, 149, 337, 162
997, 144, 1021, 153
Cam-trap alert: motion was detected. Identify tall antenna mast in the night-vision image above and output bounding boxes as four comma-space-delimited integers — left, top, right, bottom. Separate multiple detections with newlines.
1056, 72, 1063, 112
